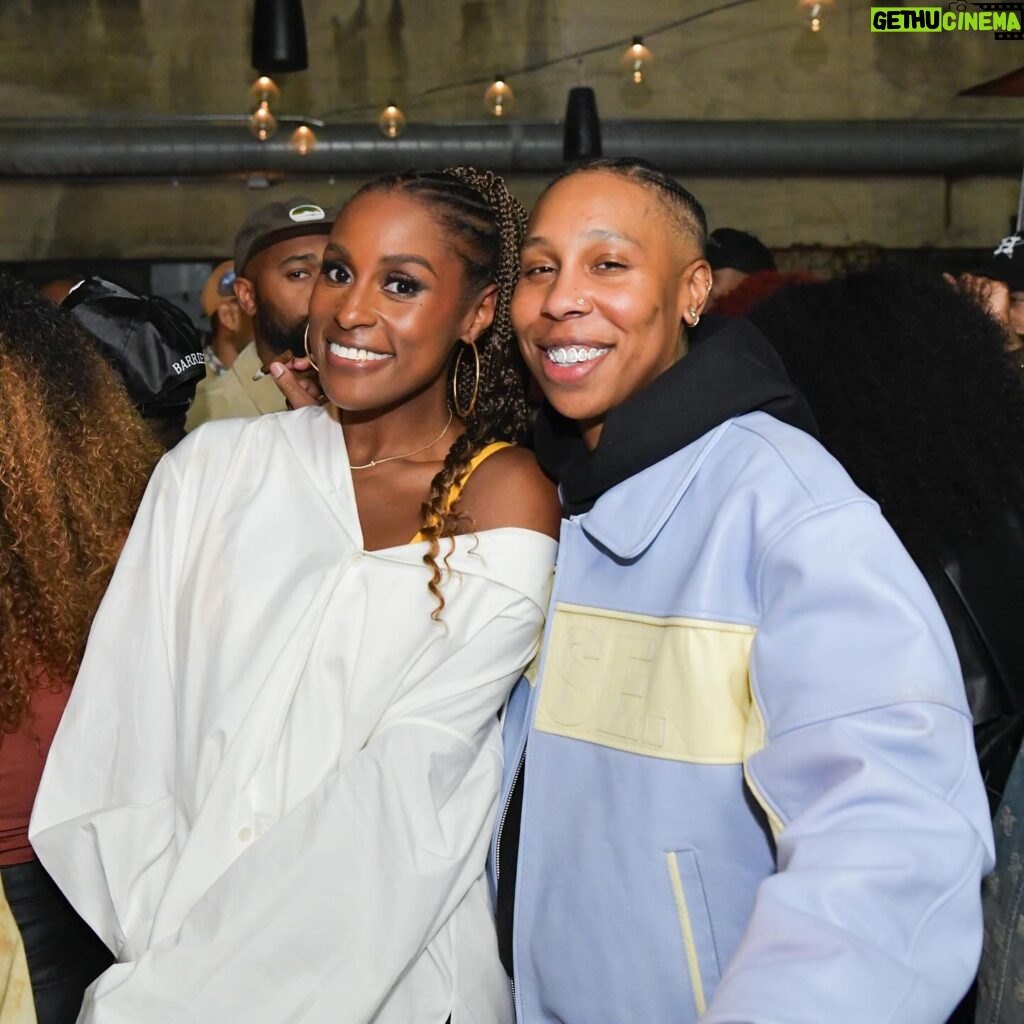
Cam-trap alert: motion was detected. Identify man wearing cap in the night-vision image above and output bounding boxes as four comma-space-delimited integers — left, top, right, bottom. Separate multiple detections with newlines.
200, 260, 252, 376
945, 234, 1024, 360
186, 196, 333, 430
706, 227, 777, 312
64, 276, 205, 450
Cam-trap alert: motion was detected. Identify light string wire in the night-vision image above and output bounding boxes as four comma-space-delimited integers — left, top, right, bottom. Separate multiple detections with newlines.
316, 0, 761, 122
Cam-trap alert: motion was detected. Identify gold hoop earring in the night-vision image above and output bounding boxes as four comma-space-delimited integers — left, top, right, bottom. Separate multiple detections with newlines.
451, 341, 480, 419
304, 324, 320, 372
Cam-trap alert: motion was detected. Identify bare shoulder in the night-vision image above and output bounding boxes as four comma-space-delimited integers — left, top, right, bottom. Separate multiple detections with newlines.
456, 445, 561, 540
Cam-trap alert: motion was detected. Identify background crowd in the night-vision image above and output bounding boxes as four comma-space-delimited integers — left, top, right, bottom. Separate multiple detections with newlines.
2, 165, 1023, 1024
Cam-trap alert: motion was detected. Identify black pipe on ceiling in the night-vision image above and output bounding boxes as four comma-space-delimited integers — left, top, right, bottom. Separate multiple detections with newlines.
0, 121, 1019, 179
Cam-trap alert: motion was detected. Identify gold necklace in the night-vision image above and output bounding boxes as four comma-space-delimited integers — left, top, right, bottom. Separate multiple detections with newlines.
348, 410, 454, 470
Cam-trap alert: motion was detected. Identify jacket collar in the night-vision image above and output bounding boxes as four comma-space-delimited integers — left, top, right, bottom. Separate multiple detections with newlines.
533, 317, 818, 556
578, 422, 730, 559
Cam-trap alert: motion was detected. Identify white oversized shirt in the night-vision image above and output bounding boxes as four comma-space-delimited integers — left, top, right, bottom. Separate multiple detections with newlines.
30, 406, 556, 1024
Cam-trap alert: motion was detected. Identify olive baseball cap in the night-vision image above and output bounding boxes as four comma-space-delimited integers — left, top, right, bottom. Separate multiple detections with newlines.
233, 196, 334, 277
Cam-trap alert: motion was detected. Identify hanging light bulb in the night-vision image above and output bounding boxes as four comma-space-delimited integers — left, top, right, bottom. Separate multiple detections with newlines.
289, 124, 317, 155
621, 36, 653, 86
377, 100, 407, 139
798, 0, 834, 32
248, 75, 281, 108
249, 101, 278, 141
484, 76, 515, 118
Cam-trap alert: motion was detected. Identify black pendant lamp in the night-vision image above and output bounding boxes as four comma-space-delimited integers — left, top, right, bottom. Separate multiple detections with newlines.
252, 0, 308, 74
562, 87, 603, 164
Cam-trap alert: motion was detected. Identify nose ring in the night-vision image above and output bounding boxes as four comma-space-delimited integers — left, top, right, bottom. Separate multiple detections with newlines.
576, 297, 586, 307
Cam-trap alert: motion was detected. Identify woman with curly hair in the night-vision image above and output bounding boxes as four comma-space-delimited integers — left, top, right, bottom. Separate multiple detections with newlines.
749, 265, 1024, 809
31, 168, 559, 1024
0, 271, 161, 1023
749, 265, 1024, 1024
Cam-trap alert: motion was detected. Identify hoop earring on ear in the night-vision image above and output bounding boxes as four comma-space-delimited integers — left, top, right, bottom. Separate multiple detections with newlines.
688, 308, 700, 328
304, 324, 320, 372
451, 341, 480, 419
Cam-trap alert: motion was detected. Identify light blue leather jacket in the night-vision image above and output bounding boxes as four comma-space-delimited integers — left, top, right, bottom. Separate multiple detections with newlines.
491, 410, 994, 1024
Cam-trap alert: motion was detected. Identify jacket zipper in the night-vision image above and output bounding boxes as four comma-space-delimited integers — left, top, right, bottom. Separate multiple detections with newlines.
494, 746, 525, 881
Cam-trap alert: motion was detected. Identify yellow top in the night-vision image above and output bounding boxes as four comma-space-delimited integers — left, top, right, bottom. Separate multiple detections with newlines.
410, 441, 512, 543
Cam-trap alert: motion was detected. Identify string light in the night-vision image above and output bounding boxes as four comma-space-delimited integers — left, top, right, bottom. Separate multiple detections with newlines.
621, 37, 653, 85
484, 76, 515, 118
798, 0, 834, 32
248, 76, 280, 143
249, 102, 277, 141
377, 101, 407, 139
288, 124, 317, 155
309, 2, 763, 131
248, 76, 281, 107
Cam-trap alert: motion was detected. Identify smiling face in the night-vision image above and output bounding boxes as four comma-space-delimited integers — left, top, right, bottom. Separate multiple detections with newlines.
512, 171, 711, 447
307, 190, 495, 413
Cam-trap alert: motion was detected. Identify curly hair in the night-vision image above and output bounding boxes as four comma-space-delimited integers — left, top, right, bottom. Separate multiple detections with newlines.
749, 264, 1024, 550
0, 272, 162, 736
352, 167, 530, 616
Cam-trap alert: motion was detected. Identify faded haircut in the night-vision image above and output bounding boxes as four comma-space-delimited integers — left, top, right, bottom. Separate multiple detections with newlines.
545, 157, 708, 255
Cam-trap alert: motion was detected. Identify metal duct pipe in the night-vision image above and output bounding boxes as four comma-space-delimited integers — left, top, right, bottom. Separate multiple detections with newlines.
0, 121, 1020, 179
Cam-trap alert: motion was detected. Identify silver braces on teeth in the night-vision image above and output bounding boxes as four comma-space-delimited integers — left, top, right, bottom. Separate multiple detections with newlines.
546, 347, 606, 365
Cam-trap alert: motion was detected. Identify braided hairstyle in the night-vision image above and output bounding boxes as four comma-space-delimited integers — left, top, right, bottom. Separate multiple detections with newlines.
352, 167, 529, 616
549, 157, 708, 254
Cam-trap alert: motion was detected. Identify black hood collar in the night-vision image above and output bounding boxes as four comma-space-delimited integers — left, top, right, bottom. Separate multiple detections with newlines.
533, 316, 818, 516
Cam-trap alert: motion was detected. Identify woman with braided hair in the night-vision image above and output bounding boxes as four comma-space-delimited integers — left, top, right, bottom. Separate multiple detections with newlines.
30, 168, 559, 1024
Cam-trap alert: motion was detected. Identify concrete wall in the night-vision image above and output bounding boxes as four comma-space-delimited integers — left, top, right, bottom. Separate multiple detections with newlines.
0, 0, 1019, 259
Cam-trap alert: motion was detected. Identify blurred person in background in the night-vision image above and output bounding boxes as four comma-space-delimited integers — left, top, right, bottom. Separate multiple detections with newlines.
186, 196, 333, 429
198, 260, 251, 375
751, 265, 1024, 808
751, 265, 1024, 1024
945, 234, 1024, 368
705, 226, 776, 311
63, 277, 206, 452
0, 272, 161, 1024
36, 280, 78, 306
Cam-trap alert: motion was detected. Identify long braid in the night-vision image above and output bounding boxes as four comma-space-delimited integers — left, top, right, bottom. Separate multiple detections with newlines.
353, 167, 529, 617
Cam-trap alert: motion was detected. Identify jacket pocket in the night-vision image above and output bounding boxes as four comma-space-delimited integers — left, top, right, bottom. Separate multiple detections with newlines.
665, 849, 721, 1016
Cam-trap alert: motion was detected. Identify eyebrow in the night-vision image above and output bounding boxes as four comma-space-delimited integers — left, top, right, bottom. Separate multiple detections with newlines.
323, 242, 437, 278
278, 251, 322, 267
521, 228, 642, 250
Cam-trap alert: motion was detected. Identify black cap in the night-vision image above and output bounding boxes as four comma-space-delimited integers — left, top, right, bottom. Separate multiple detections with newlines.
234, 196, 334, 276
971, 234, 1024, 292
63, 277, 205, 418
707, 228, 776, 274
